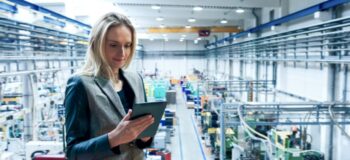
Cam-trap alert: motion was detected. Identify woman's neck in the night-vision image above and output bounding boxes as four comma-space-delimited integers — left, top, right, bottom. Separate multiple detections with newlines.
114, 68, 121, 82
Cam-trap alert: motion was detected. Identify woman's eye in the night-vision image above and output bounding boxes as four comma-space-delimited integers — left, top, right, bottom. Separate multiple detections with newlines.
110, 44, 117, 47
124, 45, 131, 48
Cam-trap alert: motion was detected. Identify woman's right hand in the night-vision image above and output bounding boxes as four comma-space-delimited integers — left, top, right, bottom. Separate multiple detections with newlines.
108, 109, 154, 148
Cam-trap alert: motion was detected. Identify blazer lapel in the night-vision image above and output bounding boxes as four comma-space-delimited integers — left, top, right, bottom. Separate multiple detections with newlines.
121, 70, 139, 102
94, 76, 126, 117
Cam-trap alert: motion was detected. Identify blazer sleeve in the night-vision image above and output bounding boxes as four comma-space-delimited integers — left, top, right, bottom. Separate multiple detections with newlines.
65, 76, 115, 160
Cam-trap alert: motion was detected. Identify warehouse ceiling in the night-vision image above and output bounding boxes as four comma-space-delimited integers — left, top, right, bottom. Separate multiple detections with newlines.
28, 0, 282, 41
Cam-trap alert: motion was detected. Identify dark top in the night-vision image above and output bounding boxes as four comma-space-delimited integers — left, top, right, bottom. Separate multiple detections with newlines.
65, 74, 152, 159
117, 73, 135, 113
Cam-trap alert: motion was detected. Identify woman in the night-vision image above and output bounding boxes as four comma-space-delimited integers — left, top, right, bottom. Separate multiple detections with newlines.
64, 12, 154, 160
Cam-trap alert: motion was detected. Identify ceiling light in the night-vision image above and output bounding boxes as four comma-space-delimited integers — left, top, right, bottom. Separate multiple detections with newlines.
188, 18, 196, 23
193, 6, 203, 11
179, 39, 184, 42
314, 11, 320, 19
236, 8, 244, 13
151, 5, 161, 10
271, 25, 275, 31
156, 17, 164, 21
197, 37, 202, 40
185, 25, 191, 29
150, 38, 154, 41
194, 40, 198, 44
159, 24, 165, 28
220, 19, 228, 24
162, 34, 167, 37
181, 34, 187, 37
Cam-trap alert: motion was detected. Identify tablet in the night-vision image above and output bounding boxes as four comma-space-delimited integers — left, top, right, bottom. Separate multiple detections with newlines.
131, 101, 167, 138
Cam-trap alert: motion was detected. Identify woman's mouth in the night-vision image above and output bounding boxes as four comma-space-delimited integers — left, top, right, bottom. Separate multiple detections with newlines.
113, 58, 124, 62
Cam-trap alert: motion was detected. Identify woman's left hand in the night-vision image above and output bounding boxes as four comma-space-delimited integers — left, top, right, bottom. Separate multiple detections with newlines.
141, 137, 151, 142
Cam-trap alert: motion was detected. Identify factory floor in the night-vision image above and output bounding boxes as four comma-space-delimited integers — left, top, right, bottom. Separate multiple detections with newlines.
166, 87, 213, 160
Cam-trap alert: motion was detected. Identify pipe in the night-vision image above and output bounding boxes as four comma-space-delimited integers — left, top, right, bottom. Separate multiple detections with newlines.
252, 8, 261, 37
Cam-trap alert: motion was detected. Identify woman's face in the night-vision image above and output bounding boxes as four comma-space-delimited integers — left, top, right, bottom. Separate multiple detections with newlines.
104, 25, 132, 72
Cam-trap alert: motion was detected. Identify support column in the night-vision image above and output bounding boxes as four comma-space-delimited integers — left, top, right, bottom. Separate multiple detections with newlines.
239, 59, 244, 98
215, 54, 218, 78
23, 61, 35, 142
206, 56, 210, 77
326, 7, 342, 160
229, 52, 234, 80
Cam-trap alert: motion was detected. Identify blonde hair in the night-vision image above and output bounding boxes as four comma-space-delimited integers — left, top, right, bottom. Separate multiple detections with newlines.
79, 12, 136, 81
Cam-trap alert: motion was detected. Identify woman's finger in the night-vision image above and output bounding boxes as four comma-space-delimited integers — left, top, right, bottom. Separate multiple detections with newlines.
129, 114, 152, 126
121, 109, 132, 121
131, 117, 154, 133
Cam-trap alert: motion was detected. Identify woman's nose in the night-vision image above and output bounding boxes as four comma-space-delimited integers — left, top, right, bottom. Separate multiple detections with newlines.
117, 46, 125, 56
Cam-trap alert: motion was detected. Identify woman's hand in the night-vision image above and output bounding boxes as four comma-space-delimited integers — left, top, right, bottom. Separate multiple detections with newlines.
108, 109, 154, 148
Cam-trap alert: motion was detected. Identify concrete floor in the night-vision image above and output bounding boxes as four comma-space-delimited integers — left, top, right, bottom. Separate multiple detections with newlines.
166, 87, 213, 160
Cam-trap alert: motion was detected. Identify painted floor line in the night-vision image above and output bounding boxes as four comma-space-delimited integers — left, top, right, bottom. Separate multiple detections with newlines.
191, 115, 207, 160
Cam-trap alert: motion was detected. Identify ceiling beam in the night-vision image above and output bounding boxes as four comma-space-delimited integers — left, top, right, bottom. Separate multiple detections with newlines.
148, 26, 241, 33
114, 0, 281, 8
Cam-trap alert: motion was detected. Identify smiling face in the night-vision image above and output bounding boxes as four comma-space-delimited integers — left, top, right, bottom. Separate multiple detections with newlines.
104, 25, 133, 73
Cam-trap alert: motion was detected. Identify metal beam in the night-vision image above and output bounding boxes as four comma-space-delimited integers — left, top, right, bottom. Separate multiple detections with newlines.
206, 0, 349, 48
148, 26, 241, 33
226, 121, 350, 126
0, 66, 79, 77
0, 1, 17, 13
115, 0, 281, 8
7, 0, 91, 29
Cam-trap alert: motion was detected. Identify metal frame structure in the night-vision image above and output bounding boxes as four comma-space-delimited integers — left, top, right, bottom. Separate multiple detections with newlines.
219, 102, 350, 160
0, 15, 88, 153
0, 16, 87, 74
206, 0, 349, 47
206, 15, 350, 65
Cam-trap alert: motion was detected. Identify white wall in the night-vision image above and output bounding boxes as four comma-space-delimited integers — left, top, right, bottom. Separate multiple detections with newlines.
139, 39, 206, 51
139, 57, 205, 78
277, 64, 328, 101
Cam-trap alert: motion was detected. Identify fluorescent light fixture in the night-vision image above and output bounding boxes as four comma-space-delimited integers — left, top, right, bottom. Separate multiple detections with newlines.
151, 5, 161, 10
159, 24, 165, 28
197, 37, 202, 40
162, 34, 167, 37
179, 39, 184, 42
185, 25, 191, 29
220, 19, 228, 24
156, 17, 164, 21
193, 6, 203, 11
194, 40, 198, 44
188, 18, 196, 23
271, 25, 275, 31
314, 11, 320, 19
181, 34, 187, 37
150, 38, 154, 41
236, 8, 244, 13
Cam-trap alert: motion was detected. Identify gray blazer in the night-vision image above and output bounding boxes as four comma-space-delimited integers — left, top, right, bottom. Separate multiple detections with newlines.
65, 70, 150, 160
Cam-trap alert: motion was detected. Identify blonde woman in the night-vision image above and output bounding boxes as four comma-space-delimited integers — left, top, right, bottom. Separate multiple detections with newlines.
64, 12, 154, 160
